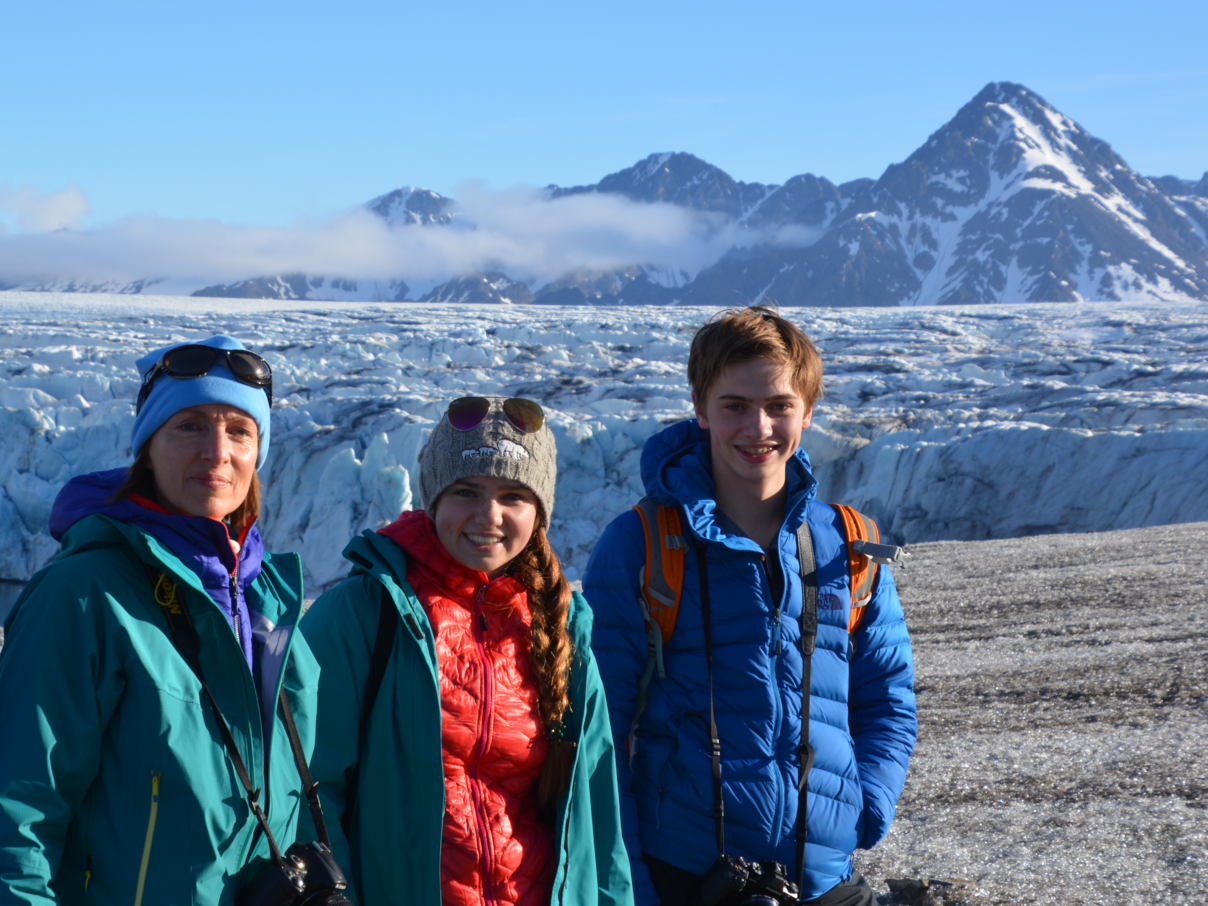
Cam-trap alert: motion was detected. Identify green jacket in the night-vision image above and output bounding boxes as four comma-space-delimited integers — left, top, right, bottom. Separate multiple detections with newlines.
297, 530, 634, 906
0, 515, 319, 906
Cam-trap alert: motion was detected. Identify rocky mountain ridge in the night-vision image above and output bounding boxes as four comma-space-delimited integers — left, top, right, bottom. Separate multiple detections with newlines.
8, 83, 1208, 307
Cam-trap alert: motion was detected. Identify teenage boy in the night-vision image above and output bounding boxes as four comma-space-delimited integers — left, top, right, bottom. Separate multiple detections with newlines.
584, 306, 916, 906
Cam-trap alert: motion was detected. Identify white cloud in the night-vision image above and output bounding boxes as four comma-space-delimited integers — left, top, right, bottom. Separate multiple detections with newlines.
0, 183, 811, 291
0, 184, 91, 232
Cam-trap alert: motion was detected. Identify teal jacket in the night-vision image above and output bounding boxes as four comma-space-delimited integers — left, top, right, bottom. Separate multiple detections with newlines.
0, 515, 319, 906
297, 530, 634, 906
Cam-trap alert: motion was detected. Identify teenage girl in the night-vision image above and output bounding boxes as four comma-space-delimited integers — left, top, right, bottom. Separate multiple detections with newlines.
299, 396, 633, 906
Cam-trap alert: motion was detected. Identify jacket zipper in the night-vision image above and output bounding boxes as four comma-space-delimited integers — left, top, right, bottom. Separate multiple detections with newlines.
133, 771, 161, 906
229, 572, 242, 649
762, 555, 783, 655
760, 554, 787, 847
468, 584, 497, 906
224, 533, 275, 867
227, 546, 265, 860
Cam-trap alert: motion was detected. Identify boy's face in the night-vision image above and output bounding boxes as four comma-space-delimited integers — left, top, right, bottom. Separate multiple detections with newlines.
694, 359, 813, 499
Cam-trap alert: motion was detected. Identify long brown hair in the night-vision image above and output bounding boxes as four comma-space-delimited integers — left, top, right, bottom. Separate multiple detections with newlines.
111, 444, 262, 535
509, 523, 576, 817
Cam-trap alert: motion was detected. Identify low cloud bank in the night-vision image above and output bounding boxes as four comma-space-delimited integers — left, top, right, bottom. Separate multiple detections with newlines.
0, 182, 805, 289
0, 184, 91, 233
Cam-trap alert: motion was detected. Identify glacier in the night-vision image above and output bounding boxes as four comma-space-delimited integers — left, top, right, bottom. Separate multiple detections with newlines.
0, 291, 1206, 605
1, 292, 1206, 905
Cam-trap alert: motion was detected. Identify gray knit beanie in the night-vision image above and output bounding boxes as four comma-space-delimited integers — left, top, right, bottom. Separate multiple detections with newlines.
418, 398, 557, 523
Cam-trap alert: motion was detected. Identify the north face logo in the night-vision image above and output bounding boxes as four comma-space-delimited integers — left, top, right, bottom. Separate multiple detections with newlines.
461, 439, 530, 461
818, 592, 843, 611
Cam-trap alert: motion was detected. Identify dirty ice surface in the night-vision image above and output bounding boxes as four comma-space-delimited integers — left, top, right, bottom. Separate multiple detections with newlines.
0, 292, 1207, 601
862, 523, 1207, 905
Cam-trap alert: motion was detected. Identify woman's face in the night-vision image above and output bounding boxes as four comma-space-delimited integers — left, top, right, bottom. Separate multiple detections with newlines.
433, 476, 540, 579
146, 404, 258, 521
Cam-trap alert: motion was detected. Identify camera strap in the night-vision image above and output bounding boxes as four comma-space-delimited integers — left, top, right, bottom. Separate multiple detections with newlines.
278, 686, 333, 849
693, 522, 818, 885
794, 522, 818, 890
143, 564, 333, 863
693, 540, 726, 858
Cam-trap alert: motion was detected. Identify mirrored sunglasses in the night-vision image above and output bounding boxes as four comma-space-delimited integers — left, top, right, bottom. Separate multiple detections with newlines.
446, 396, 544, 434
136, 345, 273, 414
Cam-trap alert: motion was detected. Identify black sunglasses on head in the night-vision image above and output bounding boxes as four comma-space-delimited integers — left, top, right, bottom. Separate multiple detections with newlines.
136, 345, 273, 414
446, 396, 544, 433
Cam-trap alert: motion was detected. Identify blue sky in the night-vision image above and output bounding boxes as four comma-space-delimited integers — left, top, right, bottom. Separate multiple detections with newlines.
2, 0, 1206, 230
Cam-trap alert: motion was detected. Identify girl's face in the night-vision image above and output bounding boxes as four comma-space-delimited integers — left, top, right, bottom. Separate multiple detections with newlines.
433, 476, 540, 579
146, 404, 258, 520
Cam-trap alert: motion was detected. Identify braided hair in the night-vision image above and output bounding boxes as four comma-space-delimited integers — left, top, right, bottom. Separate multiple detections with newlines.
510, 523, 576, 816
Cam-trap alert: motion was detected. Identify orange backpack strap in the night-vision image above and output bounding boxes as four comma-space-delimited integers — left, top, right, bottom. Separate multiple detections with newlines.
829, 504, 908, 633
630, 498, 688, 759
633, 497, 687, 648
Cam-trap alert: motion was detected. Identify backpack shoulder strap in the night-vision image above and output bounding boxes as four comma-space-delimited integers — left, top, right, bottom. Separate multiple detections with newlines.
830, 504, 879, 634
828, 504, 907, 634
628, 498, 688, 759
633, 497, 687, 645
341, 584, 399, 839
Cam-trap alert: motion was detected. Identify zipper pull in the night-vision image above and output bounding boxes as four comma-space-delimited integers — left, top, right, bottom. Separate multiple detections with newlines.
475, 584, 488, 635
229, 573, 242, 646
84, 855, 92, 895
773, 608, 782, 655
404, 612, 424, 640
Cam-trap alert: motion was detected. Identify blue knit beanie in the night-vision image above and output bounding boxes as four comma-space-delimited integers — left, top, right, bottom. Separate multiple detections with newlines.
131, 335, 272, 470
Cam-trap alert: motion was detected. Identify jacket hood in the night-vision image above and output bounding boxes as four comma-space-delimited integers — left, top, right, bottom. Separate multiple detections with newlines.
639, 418, 818, 548
48, 468, 265, 669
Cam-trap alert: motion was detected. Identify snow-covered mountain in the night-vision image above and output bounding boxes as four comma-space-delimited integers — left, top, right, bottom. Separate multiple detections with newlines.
5, 83, 1207, 306
544, 83, 1208, 307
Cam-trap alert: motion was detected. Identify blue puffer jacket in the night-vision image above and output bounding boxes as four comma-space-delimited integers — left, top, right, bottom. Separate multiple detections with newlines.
583, 420, 916, 903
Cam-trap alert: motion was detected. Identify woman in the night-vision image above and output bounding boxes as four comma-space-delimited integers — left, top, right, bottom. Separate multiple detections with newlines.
0, 336, 330, 906
298, 396, 633, 906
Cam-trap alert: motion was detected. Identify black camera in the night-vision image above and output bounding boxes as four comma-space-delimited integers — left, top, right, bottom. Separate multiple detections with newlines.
698, 855, 799, 906
236, 841, 353, 906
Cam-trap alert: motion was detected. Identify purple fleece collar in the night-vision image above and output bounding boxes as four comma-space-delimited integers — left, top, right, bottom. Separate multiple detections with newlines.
49, 468, 264, 671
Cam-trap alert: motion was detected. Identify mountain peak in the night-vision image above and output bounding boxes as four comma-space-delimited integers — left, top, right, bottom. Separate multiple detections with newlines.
366, 186, 453, 226
548, 151, 756, 215
977, 80, 1046, 107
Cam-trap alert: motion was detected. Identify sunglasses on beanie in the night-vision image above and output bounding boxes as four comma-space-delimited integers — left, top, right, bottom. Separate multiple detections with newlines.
136, 345, 274, 414
445, 396, 544, 433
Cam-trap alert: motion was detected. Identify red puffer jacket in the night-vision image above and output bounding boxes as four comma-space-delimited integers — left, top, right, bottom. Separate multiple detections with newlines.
378, 510, 554, 906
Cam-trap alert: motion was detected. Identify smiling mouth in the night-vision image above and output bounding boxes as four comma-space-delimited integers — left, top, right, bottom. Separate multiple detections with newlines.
464, 532, 505, 547
737, 445, 777, 456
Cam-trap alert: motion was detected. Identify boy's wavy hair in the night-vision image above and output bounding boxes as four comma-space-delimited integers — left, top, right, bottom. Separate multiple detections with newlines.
687, 304, 824, 408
